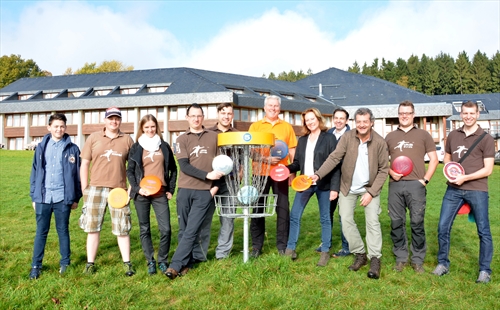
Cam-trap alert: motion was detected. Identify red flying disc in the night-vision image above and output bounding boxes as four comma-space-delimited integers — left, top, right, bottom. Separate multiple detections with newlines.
140, 175, 162, 195
270, 165, 290, 182
443, 162, 465, 181
391, 156, 413, 177
291, 175, 312, 192
458, 202, 471, 215
108, 188, 128, 209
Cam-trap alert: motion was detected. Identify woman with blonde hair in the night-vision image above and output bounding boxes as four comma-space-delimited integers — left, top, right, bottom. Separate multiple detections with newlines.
127, 114, 177, 275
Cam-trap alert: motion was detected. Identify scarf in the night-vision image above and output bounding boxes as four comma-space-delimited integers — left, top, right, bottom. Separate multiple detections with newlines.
138, 134, 161, 153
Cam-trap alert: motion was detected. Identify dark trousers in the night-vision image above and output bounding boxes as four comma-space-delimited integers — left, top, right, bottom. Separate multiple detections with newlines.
133, 187, 171, 264
170, 188, 213, 272
251, 177, 290, 252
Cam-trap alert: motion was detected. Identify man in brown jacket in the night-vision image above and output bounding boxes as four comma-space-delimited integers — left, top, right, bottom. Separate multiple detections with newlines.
311, 108, 389, 279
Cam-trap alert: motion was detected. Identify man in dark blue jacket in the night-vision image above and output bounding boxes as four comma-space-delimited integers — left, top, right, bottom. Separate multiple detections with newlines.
29, 113, 82, 279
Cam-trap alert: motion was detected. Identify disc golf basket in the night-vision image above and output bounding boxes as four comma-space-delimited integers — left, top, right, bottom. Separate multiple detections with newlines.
214, 132, 277, 262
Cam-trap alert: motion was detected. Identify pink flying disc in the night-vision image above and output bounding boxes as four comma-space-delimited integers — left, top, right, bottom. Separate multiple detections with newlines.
391, 156, 413, 177
443, 162, 465, 181
270, 165, 290, 182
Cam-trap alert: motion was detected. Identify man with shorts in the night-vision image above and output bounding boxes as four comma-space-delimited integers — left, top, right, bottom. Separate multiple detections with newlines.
248, 95, 297, 257
433, 101, 494, 283
385, 101, 438, 273
165, 103, 223, 279
29, 113, 82, 279
79, 107, 135, 276
208, 102, 238, 260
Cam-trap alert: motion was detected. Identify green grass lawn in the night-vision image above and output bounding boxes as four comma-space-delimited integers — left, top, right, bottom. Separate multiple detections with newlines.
0, 150, 499, 309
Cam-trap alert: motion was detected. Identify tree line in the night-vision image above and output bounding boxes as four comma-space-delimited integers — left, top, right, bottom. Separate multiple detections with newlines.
347, 50, 500, 95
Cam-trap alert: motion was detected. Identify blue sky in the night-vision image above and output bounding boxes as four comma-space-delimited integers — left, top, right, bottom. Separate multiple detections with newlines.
1, 1, 499, 77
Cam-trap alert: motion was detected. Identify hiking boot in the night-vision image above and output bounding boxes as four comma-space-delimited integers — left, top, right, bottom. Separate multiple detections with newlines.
284, 248, 297, 260
317, 252, 330, 267
476, 271, 491, 284
29, 266, 41, 280
278, 249, 286, 256
393, 262, 407, 272
367, 257, 381, 279
250, 248, 261, 258
158, 262, 168, 274
348, 253, 368, 271
83, 263, 95, 274
411, 263, 425, 274
124, 262, 135, 277
180, 266, 190, 276
432, 264, 449, 276
147, 261, 157, 275
165, 267, 178, 280
332, 248, 351, 258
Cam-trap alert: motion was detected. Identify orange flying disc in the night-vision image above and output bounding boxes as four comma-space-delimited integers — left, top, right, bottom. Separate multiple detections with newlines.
108, 188, 128, 209
140, 175, 162, 195
291, 175, 313, 192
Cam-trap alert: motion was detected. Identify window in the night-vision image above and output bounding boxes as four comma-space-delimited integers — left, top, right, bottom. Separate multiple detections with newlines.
68, 91, 84, 98
425, 117, 440, 139
121, 109, 135, 123
207, 105, 217, 119
228, 88, 244, 94
93, 89, 111, 96
0, 95, 8, 101
18, 94, 31, 100
43, 92, 58, 99
250, 110, 257, 122
490, 121, 500, 136
294, 113, 302, 126
157, 107, 164, 121
305, 97, 316, 102
257, 91, 270, 97
385, 118, 399, 133
233, 108, 240, 121
148, 86, 168, 93
241, 109, 248, 121
84, 110, 106, 124
169, 107, 177, 120
140, 108, 161, 119
120, 88, 139, 95
5, 114, 25, 127
282, 94, 294, 100
9, 137, 24, 150
64, 111, 79, 125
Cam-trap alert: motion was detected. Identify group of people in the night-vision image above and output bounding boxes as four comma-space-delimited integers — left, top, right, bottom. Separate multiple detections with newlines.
28, 98, 494, 284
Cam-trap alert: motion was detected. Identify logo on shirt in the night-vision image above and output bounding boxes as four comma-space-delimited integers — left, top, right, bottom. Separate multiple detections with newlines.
68, 154, 76, 164
100, 149, 122, 161
453, 146, 467, 158
190, 145, 208, 157
144, 151, 160, 162
394, 140, 413, 152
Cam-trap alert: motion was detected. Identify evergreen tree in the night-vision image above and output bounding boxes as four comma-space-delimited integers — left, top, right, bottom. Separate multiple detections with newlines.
488, 51, 500, 92
407, 54, 420, 91
394, 58, 409, 88
418, 54, 439, 95
435, 52, 455, 95
348, 61, 361, 73
453, 51, 472, 94
381, 58, 396, 83
470, 50, 490, 93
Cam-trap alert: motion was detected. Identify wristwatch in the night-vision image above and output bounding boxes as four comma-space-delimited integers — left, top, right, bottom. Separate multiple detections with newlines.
423, 178, 429, 185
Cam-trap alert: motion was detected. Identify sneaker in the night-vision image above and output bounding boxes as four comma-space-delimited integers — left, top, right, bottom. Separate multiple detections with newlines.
432, 264, 449, 276
124, 262, 135, 277
29, 267, 41, 280
332, 248, 351, 258
317, 252, 330, 267
284, 248, 297, 260
393, 262, 407, 272
411, 263, 425, 274
59, 265, 69, 275
83, 263, 95, 274
147, 261, 157, 275
348, 253, 368, 271
250, 248, 261, 258
476, 271, 491, 283
367, 257, 381, 279
158, 262, 168, 274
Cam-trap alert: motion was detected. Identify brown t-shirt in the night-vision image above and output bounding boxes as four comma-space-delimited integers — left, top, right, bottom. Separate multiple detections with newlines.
81, 128, 134, 189
175, 128, 219, 190
143, 149, 166, 186
445, 126, 495, 192
385, 126, 435, 181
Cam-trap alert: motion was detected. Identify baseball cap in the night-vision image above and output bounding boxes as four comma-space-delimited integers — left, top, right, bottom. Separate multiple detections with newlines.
105, 107, 122, 118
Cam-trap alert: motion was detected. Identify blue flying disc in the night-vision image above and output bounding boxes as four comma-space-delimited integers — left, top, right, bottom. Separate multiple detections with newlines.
270, 140, 289, 159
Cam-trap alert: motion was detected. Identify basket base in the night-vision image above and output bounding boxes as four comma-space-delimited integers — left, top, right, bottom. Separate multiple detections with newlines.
214, 194, 277, 218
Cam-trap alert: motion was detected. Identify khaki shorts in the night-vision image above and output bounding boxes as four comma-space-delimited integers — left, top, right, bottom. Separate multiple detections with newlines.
78, 186, 132, 236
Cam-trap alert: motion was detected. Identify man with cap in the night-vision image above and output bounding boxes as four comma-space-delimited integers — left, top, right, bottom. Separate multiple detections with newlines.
79, 106, 135, 276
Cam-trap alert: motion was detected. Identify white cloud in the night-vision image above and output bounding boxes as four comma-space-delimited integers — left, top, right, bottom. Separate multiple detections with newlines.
2, 1, 184, 75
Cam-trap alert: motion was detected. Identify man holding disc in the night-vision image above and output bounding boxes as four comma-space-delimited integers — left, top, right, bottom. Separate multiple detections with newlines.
311, 108, 388, 279
433, 101, 494, 283
165, 103, 223, 280
29, 113, 82, 279
385, 101, 438, 274
248, 95, 297, 257
79, 107, 135, 276
207, 102, 238, 260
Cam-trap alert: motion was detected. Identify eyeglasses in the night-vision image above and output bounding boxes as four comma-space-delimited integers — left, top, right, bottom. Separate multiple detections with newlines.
398, 112, 414, 116
187, 115, 204, 119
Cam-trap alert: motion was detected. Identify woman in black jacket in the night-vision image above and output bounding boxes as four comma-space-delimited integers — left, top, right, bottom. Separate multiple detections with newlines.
127, 114, 177, 275
284, 108, 340, 267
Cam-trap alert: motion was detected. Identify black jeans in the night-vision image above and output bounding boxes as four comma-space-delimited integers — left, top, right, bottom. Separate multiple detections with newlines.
134, 187, 171, 264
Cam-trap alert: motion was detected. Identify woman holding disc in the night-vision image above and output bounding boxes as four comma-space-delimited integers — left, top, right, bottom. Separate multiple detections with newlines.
284, 108, 340, 267
127, 114, 177, 275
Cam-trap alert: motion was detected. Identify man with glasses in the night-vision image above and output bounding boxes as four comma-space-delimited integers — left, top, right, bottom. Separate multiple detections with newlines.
311, 108, 388, 279
385, 101, 438, 274
165, 103, 224, 280
433, 101, 494, 283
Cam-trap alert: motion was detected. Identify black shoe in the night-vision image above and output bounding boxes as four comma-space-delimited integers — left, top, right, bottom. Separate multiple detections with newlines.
124, 262, 135, 277
165, 267, 178, 280
29, 267, 41, 280
147, 261, 157, 275
59, 265, 69, 275
250, 248, 261, 258
158, 262, 169, 274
